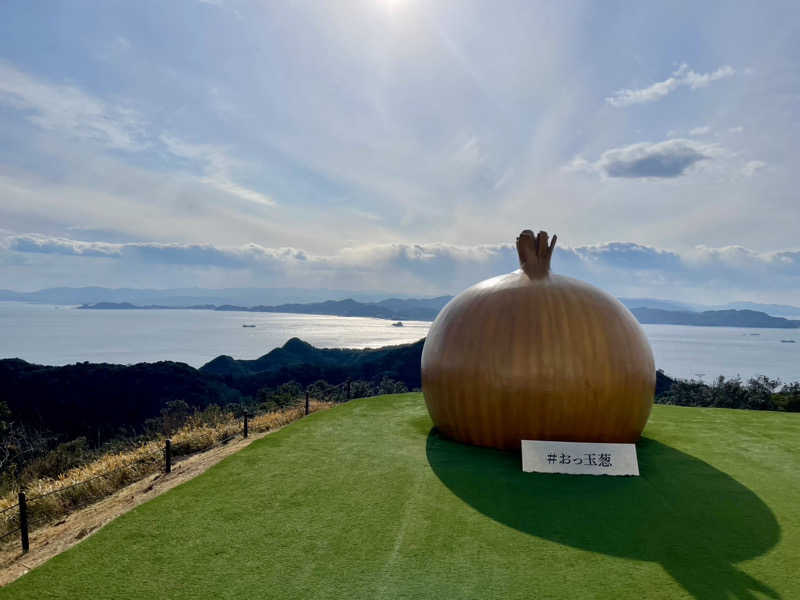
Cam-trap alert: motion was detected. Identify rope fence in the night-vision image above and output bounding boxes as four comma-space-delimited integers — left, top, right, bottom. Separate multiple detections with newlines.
0, 527, 21, 542
0, 388, 345, 556
25, 449, 164, 504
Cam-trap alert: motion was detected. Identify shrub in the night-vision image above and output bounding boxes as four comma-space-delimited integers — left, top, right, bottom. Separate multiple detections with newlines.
656, 375, 793, 411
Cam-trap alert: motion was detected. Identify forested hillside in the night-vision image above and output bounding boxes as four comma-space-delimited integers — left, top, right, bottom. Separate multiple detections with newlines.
3, 336, 798, 489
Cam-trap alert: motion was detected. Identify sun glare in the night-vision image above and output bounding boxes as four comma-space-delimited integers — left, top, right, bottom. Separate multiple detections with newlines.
377, 0, 412, 15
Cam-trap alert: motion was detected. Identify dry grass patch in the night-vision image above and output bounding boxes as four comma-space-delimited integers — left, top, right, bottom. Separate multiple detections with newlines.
0, 400, 331, 539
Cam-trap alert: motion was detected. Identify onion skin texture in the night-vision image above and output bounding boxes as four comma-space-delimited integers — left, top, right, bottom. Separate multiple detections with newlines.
421, 270, 655, 450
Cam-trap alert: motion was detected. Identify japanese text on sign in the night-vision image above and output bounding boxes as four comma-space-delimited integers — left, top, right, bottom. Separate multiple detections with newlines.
521, 440, 639, 476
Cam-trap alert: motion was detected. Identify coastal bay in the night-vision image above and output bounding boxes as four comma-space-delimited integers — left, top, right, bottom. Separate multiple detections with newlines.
1, 302, 798, 382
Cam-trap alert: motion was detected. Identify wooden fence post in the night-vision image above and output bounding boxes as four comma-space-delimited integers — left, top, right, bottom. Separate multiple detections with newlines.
18, 491, 29, 554
165, 439, 172, 474
243, 413, 249, 438
347, 379, 351, 400
305, 390, 310, 415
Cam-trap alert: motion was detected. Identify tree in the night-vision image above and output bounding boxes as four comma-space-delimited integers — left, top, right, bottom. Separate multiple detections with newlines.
745, 376, 780, 410
0, 401, 50, 487
159, 399, 191, 435
774, 382, 800, 412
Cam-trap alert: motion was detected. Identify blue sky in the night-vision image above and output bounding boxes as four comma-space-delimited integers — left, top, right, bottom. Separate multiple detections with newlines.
0, 1, 798, 302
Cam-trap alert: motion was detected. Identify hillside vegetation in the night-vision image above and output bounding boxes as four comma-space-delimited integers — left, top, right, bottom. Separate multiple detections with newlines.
4, 336, 799, 493
1, 394, 798, 599
0, 338, 422, 486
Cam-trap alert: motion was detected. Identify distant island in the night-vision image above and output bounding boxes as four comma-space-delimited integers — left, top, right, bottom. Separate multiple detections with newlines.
78, 298, 800, 328
629, 307, 800, 329
79, 297, 452, 322
78, 302, 217, 310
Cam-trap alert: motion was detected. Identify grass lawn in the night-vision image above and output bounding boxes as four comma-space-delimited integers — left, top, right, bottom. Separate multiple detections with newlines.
2, 393, 798, 599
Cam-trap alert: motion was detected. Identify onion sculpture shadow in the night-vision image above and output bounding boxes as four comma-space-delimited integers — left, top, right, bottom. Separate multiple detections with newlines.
421, 229, 655, 450
426, 430, 780, 600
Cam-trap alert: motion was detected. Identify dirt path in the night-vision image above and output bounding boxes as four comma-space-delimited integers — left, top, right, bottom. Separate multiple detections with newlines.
0, 429, 272, 587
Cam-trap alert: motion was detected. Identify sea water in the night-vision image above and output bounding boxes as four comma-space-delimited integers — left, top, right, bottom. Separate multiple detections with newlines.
0, 302, 798, 382
0, 302, 430, 369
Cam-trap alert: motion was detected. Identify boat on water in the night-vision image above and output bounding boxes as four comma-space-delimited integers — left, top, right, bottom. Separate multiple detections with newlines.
242, 324, 256, 328
391, 321, 404, 327
781, 339, 796, 343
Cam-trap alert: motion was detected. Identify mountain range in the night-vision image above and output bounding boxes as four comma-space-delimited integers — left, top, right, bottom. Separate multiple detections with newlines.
629, 308, 799, 329
3, 286, 800, 317
0, 286, 415, 307
76, 298, 800, 328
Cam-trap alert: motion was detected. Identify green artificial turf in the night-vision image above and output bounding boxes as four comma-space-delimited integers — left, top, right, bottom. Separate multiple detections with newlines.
2, 394, 799, 599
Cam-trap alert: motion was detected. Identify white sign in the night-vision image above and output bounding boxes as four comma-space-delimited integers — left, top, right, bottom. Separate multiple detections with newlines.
521, 440, 639, 476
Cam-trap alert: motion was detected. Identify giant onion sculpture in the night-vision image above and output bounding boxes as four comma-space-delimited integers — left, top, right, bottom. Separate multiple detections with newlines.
421, 230, 655, 450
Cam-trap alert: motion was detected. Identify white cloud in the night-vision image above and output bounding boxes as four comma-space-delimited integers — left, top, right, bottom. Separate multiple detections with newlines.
0, 163, 289, 255
742, 160, 767, 176
452, 136, 486, 169
607, 76, 680, 107
196, 0, 242, 18
114, 36, 132, 51
6, 235, 304, 267
0, 63, 275, 209
689, 126, 711, 136
606, 63, 735, 107
682, 64, 736, 89
200, 178, 275, 207
728, 126, 744, 134
0, 61, 146, 150
5, 233, 800, 300
7, 235, 122, 258
160, 135, 276, 207
562, 155, 594, 175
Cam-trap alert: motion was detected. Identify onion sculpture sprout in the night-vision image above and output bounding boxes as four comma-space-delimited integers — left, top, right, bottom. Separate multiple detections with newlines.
421, 230, 655, 450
